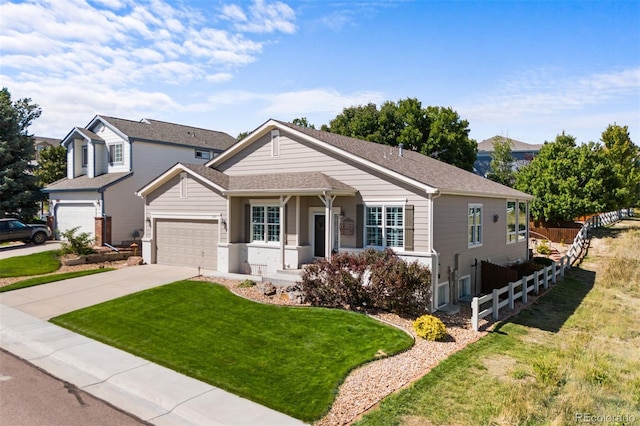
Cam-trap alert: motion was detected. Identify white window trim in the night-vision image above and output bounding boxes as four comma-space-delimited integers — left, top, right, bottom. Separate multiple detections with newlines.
81, 145, 88, 167
506, 200, 528, 244
468, 203, 483, 248
271, 130, 280, 157
364, 203, 405, 250
180, 172, 188, 199
108, 142, 124, 165
458, 274, 471, 299
436, 281, 449, 308
250, 202, 280, 244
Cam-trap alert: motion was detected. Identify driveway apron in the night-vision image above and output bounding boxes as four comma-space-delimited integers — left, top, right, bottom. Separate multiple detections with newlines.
0, 264, 196, 319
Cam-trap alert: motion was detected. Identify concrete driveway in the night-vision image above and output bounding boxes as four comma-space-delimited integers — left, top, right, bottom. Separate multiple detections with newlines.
0, 264, 197, 319
0, 241, 62, 260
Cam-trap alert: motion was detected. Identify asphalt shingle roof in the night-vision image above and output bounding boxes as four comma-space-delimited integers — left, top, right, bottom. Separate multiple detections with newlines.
275, 121, 532, 199
43, 172, 132, 192
181, 163, 356, 193
100, 116, 236, 150
477, 136, 543, 152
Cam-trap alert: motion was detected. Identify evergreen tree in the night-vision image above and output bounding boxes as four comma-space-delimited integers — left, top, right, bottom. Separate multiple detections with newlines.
0, 87, 44, 219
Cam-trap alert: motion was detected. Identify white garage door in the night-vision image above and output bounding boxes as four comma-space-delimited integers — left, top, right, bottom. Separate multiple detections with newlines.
156, 219, 218, 270
56, 204, 96, 239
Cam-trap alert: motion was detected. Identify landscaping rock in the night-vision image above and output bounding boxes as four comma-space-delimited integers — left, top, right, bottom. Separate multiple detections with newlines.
259, 282, 277, 296
127, 256, 144, 266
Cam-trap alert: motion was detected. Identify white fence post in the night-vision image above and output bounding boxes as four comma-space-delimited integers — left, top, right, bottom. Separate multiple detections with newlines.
543, 267, 550, 289
492, 289, 499, 320
472, 297, 479, 331
534, 271, 539, 294
552, 262, 557, 284
522, 277, 528, 304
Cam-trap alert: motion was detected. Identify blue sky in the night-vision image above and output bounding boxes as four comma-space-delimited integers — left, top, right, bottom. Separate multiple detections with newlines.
1, 0, 638, 145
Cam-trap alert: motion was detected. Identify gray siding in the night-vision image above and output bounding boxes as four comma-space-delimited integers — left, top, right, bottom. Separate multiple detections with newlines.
218, 132, 431, 252
433, 195, 529, 295
146, 174, 227, 241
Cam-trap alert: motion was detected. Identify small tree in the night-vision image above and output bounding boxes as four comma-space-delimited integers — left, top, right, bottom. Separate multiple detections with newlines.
59, 227, 95, 256
601, 124, 640, 209
35, 145, 67, 186
487, 136, 516, 187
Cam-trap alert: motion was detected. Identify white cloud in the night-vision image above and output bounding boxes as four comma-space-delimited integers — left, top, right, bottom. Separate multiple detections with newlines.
221, 0, 297, 34
462, 67, 640, 122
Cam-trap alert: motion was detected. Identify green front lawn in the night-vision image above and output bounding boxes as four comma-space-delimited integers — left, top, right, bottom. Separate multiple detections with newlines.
51, 280, 413, 422
0, 251, 60, 278
0, 268, 115, 292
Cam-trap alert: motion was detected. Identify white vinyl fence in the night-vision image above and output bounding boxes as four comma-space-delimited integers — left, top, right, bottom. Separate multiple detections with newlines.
471, 208, 633, 331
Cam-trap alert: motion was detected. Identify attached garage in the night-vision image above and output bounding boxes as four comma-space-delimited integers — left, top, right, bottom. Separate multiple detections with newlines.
155, 219, 218, 270
55, 203, 97, 238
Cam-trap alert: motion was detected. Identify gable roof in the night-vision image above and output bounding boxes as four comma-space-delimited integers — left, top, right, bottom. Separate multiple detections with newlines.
137, 163, 357, 197
478, 136, 543, 152
43, 172, 132, 192
92, 116, 235, 150
209, 120, 532, 200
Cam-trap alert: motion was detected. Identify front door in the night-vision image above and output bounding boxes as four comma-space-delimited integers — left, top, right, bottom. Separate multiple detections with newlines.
313, 214, 325, 257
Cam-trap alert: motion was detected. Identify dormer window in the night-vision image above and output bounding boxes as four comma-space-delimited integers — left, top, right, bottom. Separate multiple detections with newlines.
109, 143, 123, 164
82, 146, 88, 167
195, 149, 211, 160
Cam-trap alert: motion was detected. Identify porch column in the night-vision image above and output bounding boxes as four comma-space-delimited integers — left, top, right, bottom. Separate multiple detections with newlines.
318, 193, 336, 259
279, 195, 291, 270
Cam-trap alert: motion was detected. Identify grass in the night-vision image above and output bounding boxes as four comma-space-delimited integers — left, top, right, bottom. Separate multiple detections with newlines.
0, 250, 60, 278
0, 268, 115, 292
356, 218, 640, 426
51, 280, 413, 422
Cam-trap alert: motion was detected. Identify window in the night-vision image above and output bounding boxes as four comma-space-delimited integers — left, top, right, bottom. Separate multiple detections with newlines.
458, 275, 471, 299
437, 281, 449, 308
82, 145, 88, 167
180, 172, 188, 198
109, 143, 123, 164
252, 205, 279, 243
365, 205, 404, 248
195, 149, 211, 160
507, 200, 528, 243
518, 201, 527, 242
271, 130, 280, 157
468, 204, 482, 247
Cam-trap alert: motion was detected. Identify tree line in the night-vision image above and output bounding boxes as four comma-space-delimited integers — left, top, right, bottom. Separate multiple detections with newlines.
488, 128, 639, 225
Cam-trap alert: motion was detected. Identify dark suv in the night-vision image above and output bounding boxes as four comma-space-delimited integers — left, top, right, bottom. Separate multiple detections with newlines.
0, 218, 51, 245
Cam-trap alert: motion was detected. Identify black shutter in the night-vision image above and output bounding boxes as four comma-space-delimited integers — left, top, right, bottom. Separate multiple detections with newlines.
405, 204, 414, 251
356, 204, 364, 248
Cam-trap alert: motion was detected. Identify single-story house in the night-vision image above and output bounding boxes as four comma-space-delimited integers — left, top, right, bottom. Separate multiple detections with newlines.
44, 115, 235, 245
137, 119, 533, 311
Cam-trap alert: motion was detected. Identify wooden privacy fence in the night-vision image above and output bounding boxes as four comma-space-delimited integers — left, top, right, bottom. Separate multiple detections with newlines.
471, 208, 633, 331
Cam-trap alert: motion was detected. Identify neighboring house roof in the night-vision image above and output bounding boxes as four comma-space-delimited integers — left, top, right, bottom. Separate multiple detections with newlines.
34, 136, 59, 147
477, 136, 543, 152
43, 172, 132, 192
98, 116, 236, 150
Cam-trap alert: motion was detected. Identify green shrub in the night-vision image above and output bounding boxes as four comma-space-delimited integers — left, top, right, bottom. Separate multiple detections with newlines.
238, 279, 256, 288
536, 242, 552, 255
412, 314, 447, 341
59, 227, 95, 256
298, 248, 431, 316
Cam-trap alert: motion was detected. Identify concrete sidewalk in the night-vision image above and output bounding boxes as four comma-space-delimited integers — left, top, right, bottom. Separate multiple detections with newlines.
0, 266, 307, 425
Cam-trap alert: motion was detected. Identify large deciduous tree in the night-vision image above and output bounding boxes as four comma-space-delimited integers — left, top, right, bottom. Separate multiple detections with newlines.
0, 88, 44, 219
487, 136, 515, 187
515, 132, 618, 224
324, 98, 477, 171
34, 145, 67, 186
600, 124, 640, 209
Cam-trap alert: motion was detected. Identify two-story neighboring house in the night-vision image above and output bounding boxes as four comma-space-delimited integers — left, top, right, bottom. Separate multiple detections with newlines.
44, 115, 235, 245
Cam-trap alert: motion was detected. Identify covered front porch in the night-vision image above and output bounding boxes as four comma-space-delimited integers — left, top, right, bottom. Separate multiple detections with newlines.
216, 172, 360, 275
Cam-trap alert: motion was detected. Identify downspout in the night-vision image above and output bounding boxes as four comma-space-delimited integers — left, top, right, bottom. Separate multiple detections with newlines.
279, 195, 292, 270
100, 190, 106, 246
428, 190, 441, 312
